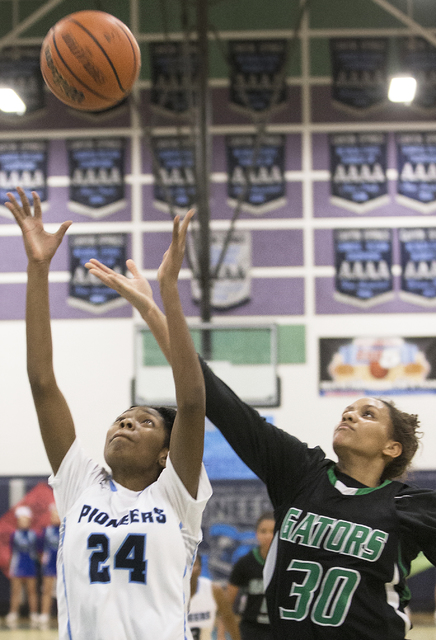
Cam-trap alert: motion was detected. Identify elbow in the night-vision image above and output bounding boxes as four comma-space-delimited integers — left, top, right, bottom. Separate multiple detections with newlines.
27, 370, 57, 398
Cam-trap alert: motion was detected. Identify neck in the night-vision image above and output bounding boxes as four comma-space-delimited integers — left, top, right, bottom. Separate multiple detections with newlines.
335, 457, 385, 488
111, 467, 161, 492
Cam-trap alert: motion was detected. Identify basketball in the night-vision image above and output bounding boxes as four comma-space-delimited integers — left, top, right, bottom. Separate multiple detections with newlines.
40, 10, 141, 111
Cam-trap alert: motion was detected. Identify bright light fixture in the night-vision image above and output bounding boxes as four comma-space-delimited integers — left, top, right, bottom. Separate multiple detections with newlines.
0, 88, 26, 114
388, 76, 417, 103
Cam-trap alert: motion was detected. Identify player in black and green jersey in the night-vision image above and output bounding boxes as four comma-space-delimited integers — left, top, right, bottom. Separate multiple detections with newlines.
198, 359, 436, 640
85, 254, 436, 640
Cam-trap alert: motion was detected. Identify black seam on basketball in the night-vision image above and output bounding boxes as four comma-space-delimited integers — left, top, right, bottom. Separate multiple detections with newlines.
52, 30, 112, 102
70, 18, 127, 92
115, 23, 139, 83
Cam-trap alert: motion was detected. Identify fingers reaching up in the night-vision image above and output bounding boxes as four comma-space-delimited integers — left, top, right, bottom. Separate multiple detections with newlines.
158, 209, 195, 287
5, 187, 72, 264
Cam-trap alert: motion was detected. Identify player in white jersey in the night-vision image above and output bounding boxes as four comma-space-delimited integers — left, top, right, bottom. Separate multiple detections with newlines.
7, 187, 212, 640
188, 555, 241, 640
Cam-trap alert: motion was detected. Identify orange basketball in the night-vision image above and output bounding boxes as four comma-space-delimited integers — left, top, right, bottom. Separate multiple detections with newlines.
40, 10, 141, 111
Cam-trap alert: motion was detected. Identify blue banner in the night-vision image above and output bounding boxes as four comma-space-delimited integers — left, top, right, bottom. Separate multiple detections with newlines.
334, 228, 393, 307
68, 234, 128, 314
150, 41, 198, 116
67, 138, 126, 219
229, 40, 287, 116
330, 133, 388, 213
0, 47, 45, 117
330, 38, 388, 113
227, 134, 286, 215
0, 140, 48, 219
152, 136, 196, 213
399, 37, 436, 110
396, 133, 436, 213
400, 228, 436, 306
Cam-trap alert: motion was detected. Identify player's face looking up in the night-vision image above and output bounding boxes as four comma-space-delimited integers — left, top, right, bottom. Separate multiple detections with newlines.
332, 397, 402, 473
104, 406, 169, 484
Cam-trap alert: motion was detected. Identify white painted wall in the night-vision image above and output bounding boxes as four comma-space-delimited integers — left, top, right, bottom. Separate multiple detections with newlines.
2, 310, 436, 476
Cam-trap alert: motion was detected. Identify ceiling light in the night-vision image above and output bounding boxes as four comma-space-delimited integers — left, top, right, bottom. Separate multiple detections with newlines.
388, 75, 417, 103
0, 88, 26, 114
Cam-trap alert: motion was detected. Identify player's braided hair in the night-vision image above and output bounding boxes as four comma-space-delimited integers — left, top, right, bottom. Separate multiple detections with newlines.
379, 400, 422, 481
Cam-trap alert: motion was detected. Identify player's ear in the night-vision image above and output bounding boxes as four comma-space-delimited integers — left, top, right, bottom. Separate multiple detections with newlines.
383, 440, 402, 460
158, 448, 168, 469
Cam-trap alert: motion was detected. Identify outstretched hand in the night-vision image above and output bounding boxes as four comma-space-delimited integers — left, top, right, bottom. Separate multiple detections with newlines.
158, 209, 194, 289
5, 187, 71, 264
85, 258, 155, 311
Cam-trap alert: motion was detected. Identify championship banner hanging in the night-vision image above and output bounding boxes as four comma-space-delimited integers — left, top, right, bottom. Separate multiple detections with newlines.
319, 336, 436, 396
228, 40, 287, 116
190, 229, 252, 310
152, 136, 196, 214
67, 138, 126, 219
399, 228, 436, 306
0, 47, 45, 118
330, 133, 389, 213
0, 140, 48, 219
226, 134, 286, 215
150, 41, 198, 116
396, 133, 436, 213
334, 228, 393, 307
398, 37, 436, 111
68, 234, 128, 313
329, 38, 389, 113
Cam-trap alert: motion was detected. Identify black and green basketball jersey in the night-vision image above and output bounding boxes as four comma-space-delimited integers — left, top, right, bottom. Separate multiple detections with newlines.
200, 357, 436, 639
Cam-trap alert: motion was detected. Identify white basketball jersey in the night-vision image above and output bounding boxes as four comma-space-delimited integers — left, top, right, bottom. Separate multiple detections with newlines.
188, 577, 217, 640
49, 439, 211, 640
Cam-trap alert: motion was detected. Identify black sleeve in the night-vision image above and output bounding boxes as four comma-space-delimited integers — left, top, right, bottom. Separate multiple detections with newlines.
396, 485, 436, 566
200, 356, 326, 508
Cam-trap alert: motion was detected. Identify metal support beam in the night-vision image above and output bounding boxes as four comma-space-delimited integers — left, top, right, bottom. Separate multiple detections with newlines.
0, 0, 67, 50
195, 0, 212, 356
370, 0, 436, 48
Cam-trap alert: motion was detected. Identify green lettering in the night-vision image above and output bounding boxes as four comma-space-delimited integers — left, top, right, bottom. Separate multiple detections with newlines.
324, 521, 352, 552
290, 513, 316, 546
342, 524, 371, 557
280, 507, 302, 540
309, 515, 335, 548
361, 530, 388, 561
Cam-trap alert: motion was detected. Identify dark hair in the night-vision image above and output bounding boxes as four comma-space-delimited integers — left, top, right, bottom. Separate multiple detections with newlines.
256, 511, 275, 528
151, 406, 177, 448
379, 399, 422, 481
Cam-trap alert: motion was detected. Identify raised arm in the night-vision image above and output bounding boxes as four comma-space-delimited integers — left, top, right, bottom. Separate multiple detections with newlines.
85, 257, 171, 362
6, 188, 75, 474
157, 211, 204, 497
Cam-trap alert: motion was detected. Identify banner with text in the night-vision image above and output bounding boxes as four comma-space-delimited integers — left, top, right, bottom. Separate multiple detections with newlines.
150, 41, 198, 116
0, 47, 45, 119
330, 133, 388, 213
228, 40, 287, 116
0, 140, 48, 219
399, 37, 436, 111
68, 234, 128, 313
334, 228, 393, 307
227, 134, 286, 215
396, 133, 436, 213
152, 136, 196, 214
330, 38, 388, 113
67, 138, 126, 218
399, 227, 436, 306
190, 229, 252, 309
